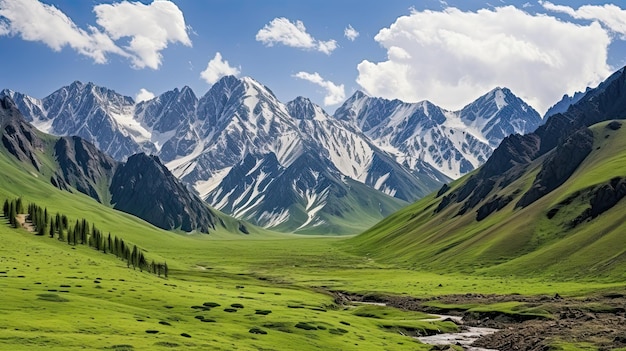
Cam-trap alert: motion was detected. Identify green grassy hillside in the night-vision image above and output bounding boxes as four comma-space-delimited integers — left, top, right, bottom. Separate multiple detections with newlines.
350, 120, 626, 280
2, 125, 625, 351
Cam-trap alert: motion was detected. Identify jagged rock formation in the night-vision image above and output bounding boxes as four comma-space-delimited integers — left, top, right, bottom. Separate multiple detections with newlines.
436, 68, 626, 219
2, 77, 543, 232
0, 97, 45, 171
0, 97, 221, 233
516, 128, 594, 208
110, 153, 217, 232
52, 136, 117, 202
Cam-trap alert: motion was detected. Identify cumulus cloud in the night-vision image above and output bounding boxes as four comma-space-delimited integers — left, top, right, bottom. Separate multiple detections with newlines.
94, 0, 191, 69
344, 24, 359, 41
135, 88, 155, 103
200, 52, 241, 84
256, 17, 337, 55
0, 0, 126, 63
540, 1, 626, 38
356, 6, 612, 114
0, 0, 191, 69
294, 71, 345, 106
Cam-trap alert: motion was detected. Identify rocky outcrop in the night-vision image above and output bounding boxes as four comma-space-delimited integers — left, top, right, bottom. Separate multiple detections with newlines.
516, 128, 593, 208
52, 136, 117, 202
570, 177, 626, 227
476, 195, 514, 221
0, 97, 45, 170
434, 67, 626, 220
110, 153, 217, 233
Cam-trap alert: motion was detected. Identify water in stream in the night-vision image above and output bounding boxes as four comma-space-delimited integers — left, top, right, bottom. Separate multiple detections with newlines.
416, 326, 499, 351
353, 302, 499, 350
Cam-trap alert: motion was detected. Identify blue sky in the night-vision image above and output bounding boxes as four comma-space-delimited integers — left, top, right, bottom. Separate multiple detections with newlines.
1, 0, 626, 115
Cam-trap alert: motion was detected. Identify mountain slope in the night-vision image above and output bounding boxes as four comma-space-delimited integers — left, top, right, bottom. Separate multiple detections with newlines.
350, 67, 626, 279
334, 87, 542, 179
0, 96, 243, 234
111, 153, 218, 232
2, 77, 541, 233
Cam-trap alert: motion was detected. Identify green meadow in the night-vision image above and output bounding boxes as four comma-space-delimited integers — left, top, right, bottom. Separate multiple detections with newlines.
2, 122, 626, 350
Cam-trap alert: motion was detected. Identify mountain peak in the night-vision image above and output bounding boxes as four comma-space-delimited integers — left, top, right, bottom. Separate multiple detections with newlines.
286, 96, 328, 121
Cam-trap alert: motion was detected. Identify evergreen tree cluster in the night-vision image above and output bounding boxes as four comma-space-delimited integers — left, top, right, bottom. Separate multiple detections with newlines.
2, 197, 168, 278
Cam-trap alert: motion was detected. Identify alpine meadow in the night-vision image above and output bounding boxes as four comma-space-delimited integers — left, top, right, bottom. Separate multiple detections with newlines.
2, 1, 626, 350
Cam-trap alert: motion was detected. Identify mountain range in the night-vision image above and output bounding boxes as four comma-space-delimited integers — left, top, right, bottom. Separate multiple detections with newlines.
0, 96, 242, 234
351, 66, 626, 278
2, 77, 542, 233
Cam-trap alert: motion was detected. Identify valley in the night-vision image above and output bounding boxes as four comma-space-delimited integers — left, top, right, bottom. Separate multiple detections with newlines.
4, 1, 626, 350
1, 44, 626, 351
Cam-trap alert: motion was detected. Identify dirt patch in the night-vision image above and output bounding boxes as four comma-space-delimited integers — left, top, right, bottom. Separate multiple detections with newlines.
335, 291, 626, 350
16, 214, 34, 232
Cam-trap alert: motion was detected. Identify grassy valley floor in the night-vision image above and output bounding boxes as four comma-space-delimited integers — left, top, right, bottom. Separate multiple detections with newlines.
2, 220, 626, 350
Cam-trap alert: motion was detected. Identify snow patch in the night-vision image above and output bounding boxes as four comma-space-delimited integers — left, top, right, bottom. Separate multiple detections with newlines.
194, 167, 233, 199
166, 141, 205, 178
258, 209, 290, 228
494, 89, 508, 110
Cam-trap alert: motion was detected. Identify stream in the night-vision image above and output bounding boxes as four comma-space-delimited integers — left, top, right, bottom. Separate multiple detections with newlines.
353, 302, 499, 351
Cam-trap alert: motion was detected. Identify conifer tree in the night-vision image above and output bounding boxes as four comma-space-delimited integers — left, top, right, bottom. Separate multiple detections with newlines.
3, 199, 9, 218
61, 215, 68, 231
164, 261, 168, 278
16, 198, 23, 214
131, 245, 138, 270
49, 219, 55, 238
9, 201, 17, 228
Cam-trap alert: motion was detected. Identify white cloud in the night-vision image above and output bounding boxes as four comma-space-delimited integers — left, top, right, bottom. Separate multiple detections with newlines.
356, 6, 612, 114
344, 24, 359, 41
0, 0, 190, 69
200, 52, 241, 84
294, 71, 345, 106
94, 0, 192, 69
256, 17, 337, 55
317, 39, 337, 55
135, 88, 155, 103
541, 1, 626, 38
0, 0, 126, 63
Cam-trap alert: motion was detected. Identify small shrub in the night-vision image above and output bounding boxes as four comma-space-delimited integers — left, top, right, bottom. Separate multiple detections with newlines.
329, 328, 348, 335
37, 293, 68, 302
295, 322, 317, 330
158, 321, 171, 326
154, 342, 178, 347
180, 333, 191, 338
223, 308, 237, 313
230, 303, 244, 309
145, 330, 159, 334
249, 327, 267, 335
202, 302, 220, 308
255, 310, 272, 315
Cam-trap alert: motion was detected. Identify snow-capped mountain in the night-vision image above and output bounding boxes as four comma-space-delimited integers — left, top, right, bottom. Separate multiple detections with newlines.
543, 88, 591, 119
2, 82, 157, 159
1, 77, 542, 233
334, 87, 542, 179
183, 80, 434, 232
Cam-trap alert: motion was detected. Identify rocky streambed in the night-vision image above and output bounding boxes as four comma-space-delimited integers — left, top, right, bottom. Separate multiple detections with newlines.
336, 291, 626, 350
